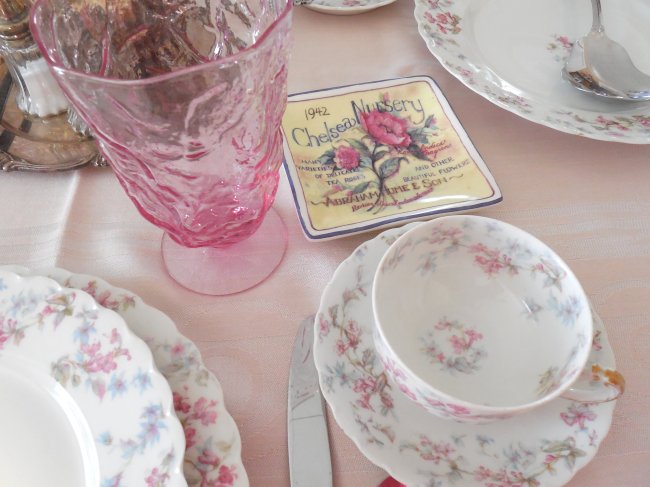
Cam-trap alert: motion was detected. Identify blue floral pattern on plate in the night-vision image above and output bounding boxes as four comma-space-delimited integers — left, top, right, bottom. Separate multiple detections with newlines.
0, 270, 186, 487
3, 266, 248, 487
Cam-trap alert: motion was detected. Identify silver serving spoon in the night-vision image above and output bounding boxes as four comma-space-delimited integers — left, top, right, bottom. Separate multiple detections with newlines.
563, 0, 650, 101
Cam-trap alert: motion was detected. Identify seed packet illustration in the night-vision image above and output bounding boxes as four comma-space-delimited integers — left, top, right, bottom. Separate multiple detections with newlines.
281, 76, 502, 240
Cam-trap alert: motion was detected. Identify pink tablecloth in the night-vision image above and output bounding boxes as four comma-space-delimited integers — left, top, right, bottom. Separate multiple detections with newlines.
1, 1, 649, 485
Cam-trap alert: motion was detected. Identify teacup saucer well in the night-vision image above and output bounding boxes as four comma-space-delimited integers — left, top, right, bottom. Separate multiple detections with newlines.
314, 220, 620, 487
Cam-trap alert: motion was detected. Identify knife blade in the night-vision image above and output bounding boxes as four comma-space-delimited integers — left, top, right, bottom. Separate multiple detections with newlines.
288, 315, 332, 487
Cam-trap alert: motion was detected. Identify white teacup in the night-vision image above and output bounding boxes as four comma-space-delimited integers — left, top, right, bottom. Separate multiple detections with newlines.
372, 215, 624, 423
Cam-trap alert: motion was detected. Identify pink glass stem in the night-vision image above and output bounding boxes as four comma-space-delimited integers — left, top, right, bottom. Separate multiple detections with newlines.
162, 208, 288, 295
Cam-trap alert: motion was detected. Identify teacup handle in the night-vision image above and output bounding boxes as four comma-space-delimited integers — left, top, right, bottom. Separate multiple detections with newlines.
561, 363, 625, 403
561, 308, 625, 404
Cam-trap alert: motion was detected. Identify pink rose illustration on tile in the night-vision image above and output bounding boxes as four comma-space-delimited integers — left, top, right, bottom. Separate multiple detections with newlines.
314, 101, 440, 214
360, 110, 412, 147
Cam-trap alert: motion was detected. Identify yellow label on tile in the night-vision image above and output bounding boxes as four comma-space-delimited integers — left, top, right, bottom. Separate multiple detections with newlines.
282, 77, 500, 239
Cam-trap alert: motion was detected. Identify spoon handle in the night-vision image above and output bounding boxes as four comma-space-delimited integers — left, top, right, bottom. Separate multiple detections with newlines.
591, 0, 604, 33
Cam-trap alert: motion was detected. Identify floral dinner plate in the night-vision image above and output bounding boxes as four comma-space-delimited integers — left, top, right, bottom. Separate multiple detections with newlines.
313, 222, 617, 486
4, 266, 248, 487
0, 269, 186, 487
414, 0, 650, 143
303, 0, 397, 16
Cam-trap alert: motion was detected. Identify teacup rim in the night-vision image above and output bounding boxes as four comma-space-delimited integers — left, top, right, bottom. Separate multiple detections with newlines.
371, 214, 594, 415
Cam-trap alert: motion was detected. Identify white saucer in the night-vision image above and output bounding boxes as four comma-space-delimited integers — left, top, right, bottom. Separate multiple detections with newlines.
304, 0, 396, 16
413, 0, 650, 143
0, 270, 186, 487
4, 266, 249, 487
313, 223, 617, 486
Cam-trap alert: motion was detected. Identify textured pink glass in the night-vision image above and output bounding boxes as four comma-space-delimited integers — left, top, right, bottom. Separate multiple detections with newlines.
31, 0, 292, 295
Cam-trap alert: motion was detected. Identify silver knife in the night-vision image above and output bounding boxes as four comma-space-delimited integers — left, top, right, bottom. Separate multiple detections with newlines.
288, 315, 333, 487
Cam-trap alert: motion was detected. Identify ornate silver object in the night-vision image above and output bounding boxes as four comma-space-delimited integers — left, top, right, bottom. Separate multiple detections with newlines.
0, 58, 104, 172
0, 0, 69, 117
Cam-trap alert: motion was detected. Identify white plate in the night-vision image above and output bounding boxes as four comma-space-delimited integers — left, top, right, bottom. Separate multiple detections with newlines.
313, 223, 617, 486
3, 266, 249, 487
304, 0, 396, 15
414, 0, 650, 144
0, 269, 186, 487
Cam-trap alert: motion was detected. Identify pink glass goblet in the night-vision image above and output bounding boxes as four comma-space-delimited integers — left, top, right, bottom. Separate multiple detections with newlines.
31, 0, 292, 295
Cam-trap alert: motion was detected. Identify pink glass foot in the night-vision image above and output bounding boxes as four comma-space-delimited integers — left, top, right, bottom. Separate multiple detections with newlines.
161, 208, 288, 295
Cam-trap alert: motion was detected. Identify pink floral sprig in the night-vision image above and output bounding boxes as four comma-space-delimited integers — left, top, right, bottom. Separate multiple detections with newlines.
470, 243, 516, 276
335, 320, 361, 356
0, 316, 20, 349
145, 467, 170, 487
424, 10, 462, 35
560, 403, 597, 430
321, 277, 396, 418
173, 392, 218, 449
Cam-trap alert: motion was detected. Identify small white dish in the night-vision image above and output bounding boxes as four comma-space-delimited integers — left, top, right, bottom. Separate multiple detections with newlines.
304, 0, 396, 16
0, 270, 186, 487
281, 76, 502, 241
3, 266, 249, 487
413, 0, 650, 143
314, 222, 618, 486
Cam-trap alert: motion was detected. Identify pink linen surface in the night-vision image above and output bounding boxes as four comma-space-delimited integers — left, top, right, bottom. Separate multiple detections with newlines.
0, 1, 649, 486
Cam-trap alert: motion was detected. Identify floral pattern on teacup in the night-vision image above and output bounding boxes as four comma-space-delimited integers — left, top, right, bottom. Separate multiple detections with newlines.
0, 271, 185, 487
536, 334, 589, 399
384, 220, 583, 328
375, 327, 503, 423
314, 222, 618, 486
420, 318, 487, 374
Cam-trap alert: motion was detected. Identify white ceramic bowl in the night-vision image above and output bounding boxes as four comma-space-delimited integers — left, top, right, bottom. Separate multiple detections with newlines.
372, 215, 593, 423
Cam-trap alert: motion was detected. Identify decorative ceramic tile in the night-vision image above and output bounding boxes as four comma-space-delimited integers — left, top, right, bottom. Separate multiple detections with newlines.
282, 76, 501, 240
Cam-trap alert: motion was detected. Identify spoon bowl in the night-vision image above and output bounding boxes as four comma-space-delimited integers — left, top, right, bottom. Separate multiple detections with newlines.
563, 0, 650, 101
